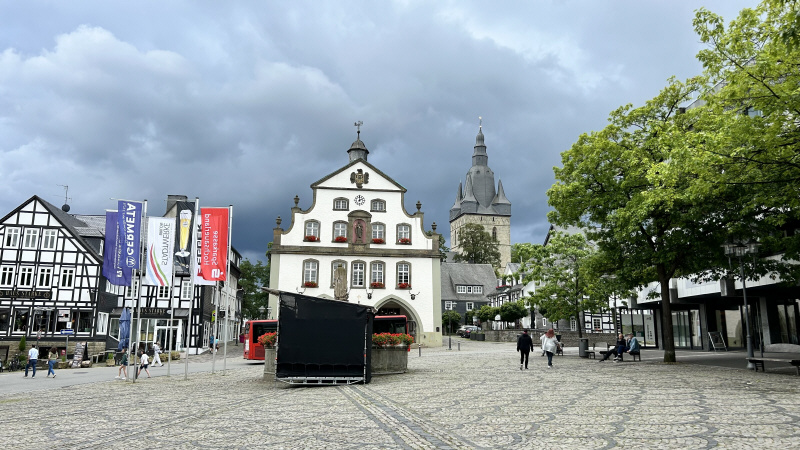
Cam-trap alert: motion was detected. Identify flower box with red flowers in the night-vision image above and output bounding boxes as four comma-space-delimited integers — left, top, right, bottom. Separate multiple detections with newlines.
334, 236, 348, 243
398, 238, 411, 244
370, 282, 385, 289
304, 235, 319, 242
304, 281, 318, 288
397, 283, 410, 289
371, 238, 385, 244
258, 332, 277, 348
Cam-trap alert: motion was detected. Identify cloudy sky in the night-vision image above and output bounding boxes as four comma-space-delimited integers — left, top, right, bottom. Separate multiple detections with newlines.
0, 0, 756, 264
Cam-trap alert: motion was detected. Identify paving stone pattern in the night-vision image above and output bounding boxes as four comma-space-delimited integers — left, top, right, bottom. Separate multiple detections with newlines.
3, 340, 800, 449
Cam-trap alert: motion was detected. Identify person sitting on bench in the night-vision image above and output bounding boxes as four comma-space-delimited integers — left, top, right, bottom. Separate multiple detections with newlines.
599, 333, 627, 362
625, 333, 640, 359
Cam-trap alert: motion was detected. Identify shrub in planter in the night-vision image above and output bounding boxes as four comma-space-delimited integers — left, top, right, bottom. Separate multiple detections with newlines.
371, 238, 385, 244
398, 238, 411, 244
304, 281, 318, 288
370, 282, 384, 289
304, 235, 319, 242
397, 282, 410, 289
334, 236, 348, 243
372, 332, 414, 348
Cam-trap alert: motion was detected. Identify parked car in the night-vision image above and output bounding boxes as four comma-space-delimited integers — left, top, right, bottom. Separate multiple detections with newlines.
457, 325, 479, 337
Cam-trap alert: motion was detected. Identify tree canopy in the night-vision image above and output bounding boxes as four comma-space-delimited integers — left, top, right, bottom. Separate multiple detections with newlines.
238, 258, 270, 321
453, 223, 501, 267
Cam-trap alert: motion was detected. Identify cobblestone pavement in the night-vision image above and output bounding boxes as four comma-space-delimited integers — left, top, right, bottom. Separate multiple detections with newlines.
2, 340, 799, 449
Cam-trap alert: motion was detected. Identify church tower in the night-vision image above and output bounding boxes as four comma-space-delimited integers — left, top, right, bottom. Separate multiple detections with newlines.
449, 123, 511, 270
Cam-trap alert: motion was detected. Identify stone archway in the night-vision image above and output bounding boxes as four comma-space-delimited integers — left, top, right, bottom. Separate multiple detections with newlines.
373, 295, 423, 341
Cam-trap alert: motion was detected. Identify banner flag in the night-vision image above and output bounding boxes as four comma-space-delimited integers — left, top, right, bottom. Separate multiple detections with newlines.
103, 211, 129, 286
199, 207, 229, 281
174, 201, 196, 274
118, 200, 143, 271
144, 217, 175, 286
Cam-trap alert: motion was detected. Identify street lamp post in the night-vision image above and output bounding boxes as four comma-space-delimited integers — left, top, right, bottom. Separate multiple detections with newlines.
258, 306, 265, 319
723, 240, 760, 370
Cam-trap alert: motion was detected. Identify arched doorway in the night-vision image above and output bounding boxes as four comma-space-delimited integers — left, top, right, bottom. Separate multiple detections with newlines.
374, 296, 422, 343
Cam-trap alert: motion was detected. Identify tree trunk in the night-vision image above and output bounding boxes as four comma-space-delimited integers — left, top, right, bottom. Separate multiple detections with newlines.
658, 270, 676, 363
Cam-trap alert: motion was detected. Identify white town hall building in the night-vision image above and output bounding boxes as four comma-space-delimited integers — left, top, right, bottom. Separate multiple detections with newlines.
267, 130, 443, 347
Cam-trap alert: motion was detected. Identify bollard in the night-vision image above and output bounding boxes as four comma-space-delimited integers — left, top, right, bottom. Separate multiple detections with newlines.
418, 343, 422, 357
448, 336, 452, 350
458, 342, 461, 351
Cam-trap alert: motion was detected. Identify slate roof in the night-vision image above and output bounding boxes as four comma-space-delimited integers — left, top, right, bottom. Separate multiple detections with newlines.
440, 262, 497, 302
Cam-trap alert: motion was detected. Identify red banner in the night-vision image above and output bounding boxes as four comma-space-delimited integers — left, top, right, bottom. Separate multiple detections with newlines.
199, 207, 229, 281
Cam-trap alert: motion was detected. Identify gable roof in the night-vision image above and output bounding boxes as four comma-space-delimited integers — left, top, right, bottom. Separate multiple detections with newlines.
310, 157, 407, 193
440, 262, 497, 301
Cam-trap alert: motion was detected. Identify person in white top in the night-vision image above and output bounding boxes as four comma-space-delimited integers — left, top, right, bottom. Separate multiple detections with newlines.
137, 352, 151, 378
152, 342, 163, 367
541, 329, 560, 369
24, 344, 39, 378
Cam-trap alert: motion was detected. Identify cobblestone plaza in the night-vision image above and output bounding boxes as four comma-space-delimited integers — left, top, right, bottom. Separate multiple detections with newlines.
3, 341, 799, 449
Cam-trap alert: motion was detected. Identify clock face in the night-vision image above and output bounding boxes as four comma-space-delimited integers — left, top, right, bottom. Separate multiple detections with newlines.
354, 195, 365, 206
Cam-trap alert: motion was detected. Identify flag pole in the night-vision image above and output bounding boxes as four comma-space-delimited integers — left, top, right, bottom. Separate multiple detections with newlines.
212, 284, 218, 374
223, 205, 233, 375
184, 198, 199, 380
132, 199, 147, 383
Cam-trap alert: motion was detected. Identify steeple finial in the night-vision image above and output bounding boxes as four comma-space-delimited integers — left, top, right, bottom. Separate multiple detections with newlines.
479, 116, 482, 130
354, 120, 363, 139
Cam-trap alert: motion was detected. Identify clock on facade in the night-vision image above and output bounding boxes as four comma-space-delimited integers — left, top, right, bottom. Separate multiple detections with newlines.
354, 195, 365, 206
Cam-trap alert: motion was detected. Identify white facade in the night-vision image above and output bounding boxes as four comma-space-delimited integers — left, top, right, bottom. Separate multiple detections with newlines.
269, 147, 443, 347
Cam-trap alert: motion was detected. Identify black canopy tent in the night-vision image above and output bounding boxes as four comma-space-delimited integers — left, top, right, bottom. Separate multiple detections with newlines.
273, 291, 373, 384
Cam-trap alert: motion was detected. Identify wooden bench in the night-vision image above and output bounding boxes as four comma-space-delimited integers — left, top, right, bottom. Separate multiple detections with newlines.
747, 357, 800, 375
583, 343, 597, 359
598, 343, 614, 360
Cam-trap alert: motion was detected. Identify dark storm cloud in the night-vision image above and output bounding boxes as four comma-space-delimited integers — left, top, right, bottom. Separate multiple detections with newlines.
0, 0, 757, 264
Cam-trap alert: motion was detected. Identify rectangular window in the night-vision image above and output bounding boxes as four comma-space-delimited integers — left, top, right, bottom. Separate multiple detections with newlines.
109, 317, 120, 340
334, 198, 348, 210
543, 318, 549, 328
370, 262, 384, 285
397, 263, 409, 285
22, 229, 39, 249
157, 286, 171, 299
570, 317, 577, 331
397, 225, 410, 241
13, 310, 29, 332
42, 229, 58, 250
466, 302, 474, 311
371, 224, 385, 240
181, 279, 193, 300
60, 268, 75, 288
334, 222, 347, 238
352, 262, 365, 287
18, 267, 34, 287
593, 318, 601, 330
125, 279, 140, 298
37, 267, 52, 287
0, 266, 14, 286
445, 301, 456, 311
74, 310, 92, 333
305, 222, 319, 238
371, 200, 385, 212
474, 286, 483, 294
97, 312, 109, 335
456, 285, 466, 294
4, 227, 21, 247
303, 261, 318, 284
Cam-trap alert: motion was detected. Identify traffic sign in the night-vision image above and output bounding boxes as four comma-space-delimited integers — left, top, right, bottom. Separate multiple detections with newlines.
60, 329, 74, 335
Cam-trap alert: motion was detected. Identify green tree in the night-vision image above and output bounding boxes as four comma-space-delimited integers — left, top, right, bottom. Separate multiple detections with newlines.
453, 223, 501, 267
476, 305, 499, 326
239, 257, 271, 321
442, 310, 462, 334
548, 78, 735, 362
521, 231, 607, 338
499, 301, 527, 329
692, 0, 800, 280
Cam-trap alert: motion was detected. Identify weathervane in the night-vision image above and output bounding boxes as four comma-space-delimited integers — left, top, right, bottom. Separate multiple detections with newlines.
354, 120, 363, 139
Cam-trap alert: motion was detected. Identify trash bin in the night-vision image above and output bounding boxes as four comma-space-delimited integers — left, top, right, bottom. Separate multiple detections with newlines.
578, 338, 589, 357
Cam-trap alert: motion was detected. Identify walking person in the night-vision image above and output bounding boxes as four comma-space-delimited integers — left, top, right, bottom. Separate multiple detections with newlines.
517, 329, 533, 370
541, 329, 559, 369
116, 347, 128, 380
24, 344, 38, 378
46, 347, 58, 378
137, 351, 151, 379
152, 341, 163, 367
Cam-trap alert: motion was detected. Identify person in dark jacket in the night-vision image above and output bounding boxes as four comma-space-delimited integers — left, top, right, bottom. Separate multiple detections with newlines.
517, 329, 534, 370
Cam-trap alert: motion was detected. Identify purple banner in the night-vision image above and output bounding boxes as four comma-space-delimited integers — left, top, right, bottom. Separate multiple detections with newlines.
103, 211, 130, 286
118, 200, 143, 271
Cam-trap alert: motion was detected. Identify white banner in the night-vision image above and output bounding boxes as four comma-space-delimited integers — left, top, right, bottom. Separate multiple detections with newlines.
144, 218, 175, 286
